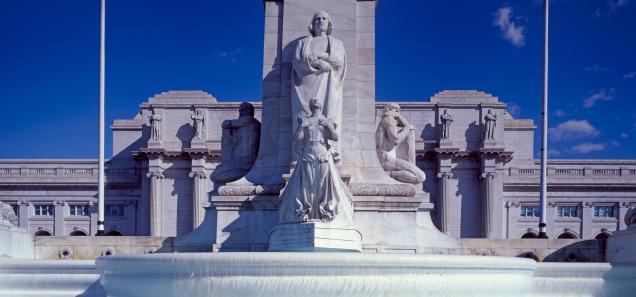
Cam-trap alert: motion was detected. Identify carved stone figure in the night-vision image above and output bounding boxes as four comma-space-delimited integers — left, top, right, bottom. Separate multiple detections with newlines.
191, 108, 205, 140
0, 201, 18, 227
625, 206, 636, 228
440, 109, 453, 139
484, 109, 497, 140
211, 102, 261, 184
279, 99, 354, 225
149, 109, 162, 141
292, 11, 347, 160
376, 103, 426, 184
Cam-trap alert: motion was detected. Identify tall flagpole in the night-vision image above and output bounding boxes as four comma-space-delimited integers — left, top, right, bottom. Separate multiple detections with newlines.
538, 0, 549, 239
96, 0, 106, 236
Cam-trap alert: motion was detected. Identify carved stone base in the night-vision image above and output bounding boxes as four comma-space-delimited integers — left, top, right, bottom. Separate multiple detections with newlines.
438, 138, 454, 149
482, 139, 499, 149
190, 139, 206, 150
268, 222, 362, 252
147, 140, 163, 149
608, 228, 636, 264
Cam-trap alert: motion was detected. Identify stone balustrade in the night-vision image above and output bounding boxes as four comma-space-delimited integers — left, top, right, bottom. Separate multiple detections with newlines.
0, 160, 140, 184
505, 161, 636, 185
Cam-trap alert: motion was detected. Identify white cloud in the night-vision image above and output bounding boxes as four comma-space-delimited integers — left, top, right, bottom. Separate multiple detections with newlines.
585, 65, 609, 72
611, 140, 621, 146
554, 109, 569, 117
548, 149, 562, 156
621, 132, 629, 138
608, 0, 631, 12
583, 88, 615, 108
569, 143, 606, 154
217, 47, 242, 63
549, 120, 600, 141
493, 6, 526, 47
506, 102, 522, 117
623, 72, 636, 79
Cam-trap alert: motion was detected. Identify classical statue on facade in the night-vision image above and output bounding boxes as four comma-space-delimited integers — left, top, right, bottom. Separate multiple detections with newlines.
376, 103, 426, 184
278, 99, 354, 225
0, 201, 18, 227
211, 102, 261, 184
292, 11, 346, 160
191, 108, 205, 140
440, 109, 453, 139
484, 109, 497, 140
149, 109, 162, 141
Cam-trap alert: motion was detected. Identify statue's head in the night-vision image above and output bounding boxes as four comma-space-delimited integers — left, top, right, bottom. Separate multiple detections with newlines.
308, 11, 333, 36
309, 98, 323, 113
239, 102, 255, 117
383, 103, 400, 116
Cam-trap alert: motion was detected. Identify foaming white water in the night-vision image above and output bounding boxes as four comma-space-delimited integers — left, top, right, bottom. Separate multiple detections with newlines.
97, 253, 536, 297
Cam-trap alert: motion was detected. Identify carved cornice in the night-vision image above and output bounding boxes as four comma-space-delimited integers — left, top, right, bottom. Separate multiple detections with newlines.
505, 201, 520, 208
146, 171, 165, 179
189, 171, 207, 179
481, 172, 496, 179
349, 183, 416, 197
218, 185, 282, 196
437, 172, 453, 179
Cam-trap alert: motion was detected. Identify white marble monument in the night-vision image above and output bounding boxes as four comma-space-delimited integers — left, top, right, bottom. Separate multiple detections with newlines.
270, 99, 361, 252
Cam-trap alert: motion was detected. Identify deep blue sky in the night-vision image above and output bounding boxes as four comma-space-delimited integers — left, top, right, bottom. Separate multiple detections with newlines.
1, 0, 634, 159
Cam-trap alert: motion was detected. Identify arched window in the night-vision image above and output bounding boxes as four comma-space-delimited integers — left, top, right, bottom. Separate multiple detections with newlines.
70, 230, 88, 236
594, 233, 610, 240
106, 230, 123, 236
557, 232, 577, 239
34, 230, 52, 236
521, 232, 538, 239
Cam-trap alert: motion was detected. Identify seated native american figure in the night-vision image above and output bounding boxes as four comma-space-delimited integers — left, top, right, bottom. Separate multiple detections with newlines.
211, 102, 261, 184
375, 103, 426, 185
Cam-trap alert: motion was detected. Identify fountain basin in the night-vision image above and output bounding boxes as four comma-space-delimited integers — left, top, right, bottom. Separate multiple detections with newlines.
97, 253, 536, 297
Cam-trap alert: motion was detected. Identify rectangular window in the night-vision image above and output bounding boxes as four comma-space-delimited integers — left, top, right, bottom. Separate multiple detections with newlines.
34, 204, 53, 216
594, 206, 614, 218
557, 205, 579, 218
520, 205, 540, 217
105, 204, 124, 217
69, 205, 89, 216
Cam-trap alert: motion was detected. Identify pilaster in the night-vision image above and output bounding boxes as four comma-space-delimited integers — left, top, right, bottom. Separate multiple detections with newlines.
18, 201, 29, 229
146, 171, 164, 236
125, 200, 138, 235
53, 200, 65, 236
434, 149, 456, 235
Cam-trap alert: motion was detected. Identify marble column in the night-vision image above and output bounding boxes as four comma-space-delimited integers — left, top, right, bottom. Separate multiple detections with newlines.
54, 200, 65, 236
18, 201, 29, 229
189, 171, 207, 229
147, 171, 164, 236
481, 172, 496, 238
436, 172, 452, 234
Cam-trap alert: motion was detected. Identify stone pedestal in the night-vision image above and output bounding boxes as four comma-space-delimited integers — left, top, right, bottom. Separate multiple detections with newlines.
0, 223, 32, 259
268, 222, 362, 252
608, 226, 636, 264
190, 139, 206, 150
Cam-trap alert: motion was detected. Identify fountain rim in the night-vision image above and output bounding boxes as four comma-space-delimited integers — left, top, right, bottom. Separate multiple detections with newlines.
96, 252, 537, 276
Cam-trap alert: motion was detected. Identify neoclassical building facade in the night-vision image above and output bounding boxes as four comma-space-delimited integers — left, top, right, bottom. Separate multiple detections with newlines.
1, 90, 635, 239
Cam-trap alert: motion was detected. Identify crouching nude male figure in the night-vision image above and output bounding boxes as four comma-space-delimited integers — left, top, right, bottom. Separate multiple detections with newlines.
376, 103, 426, 184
